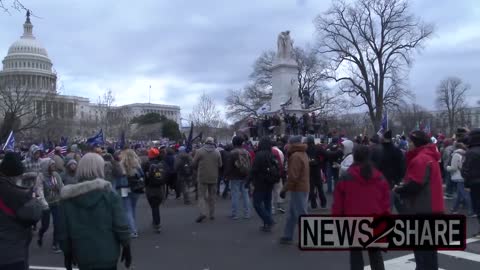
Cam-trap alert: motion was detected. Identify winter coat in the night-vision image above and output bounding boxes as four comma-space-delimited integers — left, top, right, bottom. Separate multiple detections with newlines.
284, 144, 309, 193
447, 149, 466, 181
376, 142, 406, 188
175, 153, 194, 182
442, 145, 455, 170
39, 159, 64, 206
339, 140, 354, 177
0, 174, 42, 266
192, 144, 222, 184
61, 171, 77, 185
307, 143, 322, 184
331, 164, 390, 216
463, 145, 480, 187
249, 139, 276, 192
224, 148, 251, 180
401, 144, 445, 214
144, 159, 166, 200
58, 179, 130, 270
22, 145, 42, 173
53, 154, 65, 173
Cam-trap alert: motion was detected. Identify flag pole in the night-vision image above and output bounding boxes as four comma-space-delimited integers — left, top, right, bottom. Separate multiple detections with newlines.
2, 131, 13, 151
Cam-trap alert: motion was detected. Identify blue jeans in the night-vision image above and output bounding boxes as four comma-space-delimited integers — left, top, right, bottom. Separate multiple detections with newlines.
283, 192, 308, 240
452, 182, 473, 213
253, 191, 274, 226
122, 192, 139, 234
445, 172, 455, 195
230, 179, 250, 218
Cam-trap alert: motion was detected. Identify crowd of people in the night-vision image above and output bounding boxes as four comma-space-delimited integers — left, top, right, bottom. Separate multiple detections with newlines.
247, 112, 328, 138
1, 127, 480, 270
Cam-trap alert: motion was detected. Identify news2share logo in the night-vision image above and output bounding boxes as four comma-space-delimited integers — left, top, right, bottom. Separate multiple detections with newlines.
299, 215, 466, 250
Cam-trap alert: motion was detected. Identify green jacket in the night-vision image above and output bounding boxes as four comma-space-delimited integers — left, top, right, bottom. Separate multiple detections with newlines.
193, 144, 222, 184
58, 179, 130, 269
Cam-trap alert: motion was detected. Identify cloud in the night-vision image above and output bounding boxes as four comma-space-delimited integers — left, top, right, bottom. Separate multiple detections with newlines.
0, 0, 479, 120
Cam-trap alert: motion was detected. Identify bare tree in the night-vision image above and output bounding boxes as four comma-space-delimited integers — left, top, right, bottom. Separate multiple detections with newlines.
225, 84, 272, 120
393, 103, 432, 133
315, 0, 433, 130
436, 77, 469, 135
189, 93, 222, 138
97, 89, 116, 138
0, 79, 56, 141
226, 47, 337, 120
0, 0, 27, 13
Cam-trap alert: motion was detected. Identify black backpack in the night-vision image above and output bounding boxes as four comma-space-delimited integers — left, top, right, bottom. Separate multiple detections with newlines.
264, 155, 280, 185
149, 163, 168, 187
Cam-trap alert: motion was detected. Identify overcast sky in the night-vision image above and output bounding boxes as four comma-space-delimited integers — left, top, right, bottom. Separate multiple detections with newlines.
0, 0, 479, 121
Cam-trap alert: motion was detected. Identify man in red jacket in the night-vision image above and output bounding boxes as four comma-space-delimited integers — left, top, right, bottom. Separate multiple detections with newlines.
394, 130, 445, 270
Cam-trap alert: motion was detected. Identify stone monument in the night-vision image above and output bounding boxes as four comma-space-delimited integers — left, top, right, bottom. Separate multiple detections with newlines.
269, 31, 304, 115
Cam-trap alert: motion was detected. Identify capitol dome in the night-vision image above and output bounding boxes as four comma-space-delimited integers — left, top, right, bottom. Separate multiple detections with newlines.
0, 11, 57, 92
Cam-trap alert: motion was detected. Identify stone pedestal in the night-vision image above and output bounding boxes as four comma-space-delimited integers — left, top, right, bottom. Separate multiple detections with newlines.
270, 58, 302, 114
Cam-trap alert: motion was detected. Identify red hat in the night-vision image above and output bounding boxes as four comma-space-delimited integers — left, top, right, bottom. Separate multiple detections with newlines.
148, 148, 160, 159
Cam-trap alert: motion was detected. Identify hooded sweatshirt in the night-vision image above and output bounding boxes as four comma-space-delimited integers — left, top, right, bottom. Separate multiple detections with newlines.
192, 143, 222, 184
332, 164, 390, 216
447, 148, 466, 181
22, 145, 42, 173
339, 140, 354, 177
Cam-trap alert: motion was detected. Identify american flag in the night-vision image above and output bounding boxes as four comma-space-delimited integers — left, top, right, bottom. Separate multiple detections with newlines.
46, 146, 67, 158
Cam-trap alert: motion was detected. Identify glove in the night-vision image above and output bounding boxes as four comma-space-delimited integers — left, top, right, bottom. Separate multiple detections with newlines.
280, 190, 286, 199
121, 244, 132, 268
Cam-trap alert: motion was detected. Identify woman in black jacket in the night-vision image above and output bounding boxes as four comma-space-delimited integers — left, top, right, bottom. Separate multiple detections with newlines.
248, 137, 279, 232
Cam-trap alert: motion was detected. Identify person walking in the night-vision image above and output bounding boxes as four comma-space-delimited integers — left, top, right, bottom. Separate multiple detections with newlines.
120, 149, 144, 238
0, 152, 43, 270
271, 142, 286, 214
61, 159, 77, 185
448, 142, 475, 216
248, 137, 279, 232
462, 128, 480, 238
174, 146, 194, 205
37, 158, 64, 253
394, 131, 444, 269
306, 136, 327, 209
225, 136, 251, 220
192, 137, 222, 223
375, 130, 406, 211
145, 148, 167, 233
332, 145, 390, 270
279, 135, 309, 244
58, 153, 132, 270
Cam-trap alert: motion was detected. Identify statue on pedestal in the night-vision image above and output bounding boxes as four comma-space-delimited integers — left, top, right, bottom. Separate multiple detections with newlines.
277, 31, 294, 60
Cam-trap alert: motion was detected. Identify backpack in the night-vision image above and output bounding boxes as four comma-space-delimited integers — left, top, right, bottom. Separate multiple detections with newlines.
149, 163, 168, 187
234, 150, 251, 177
264, 155, 280, 185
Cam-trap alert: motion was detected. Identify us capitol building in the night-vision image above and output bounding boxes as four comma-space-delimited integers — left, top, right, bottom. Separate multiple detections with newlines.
0, 12, 181, 138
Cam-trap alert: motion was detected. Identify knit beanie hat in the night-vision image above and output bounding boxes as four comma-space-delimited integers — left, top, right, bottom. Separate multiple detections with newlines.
289, 135, 303, 144
0, 152, 25, 177
409, 130, 430, 148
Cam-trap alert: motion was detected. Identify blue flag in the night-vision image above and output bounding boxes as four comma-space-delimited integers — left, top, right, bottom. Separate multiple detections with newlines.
86, 129, 104, 146
377, 112, 388, 136
3, 131, 15, 152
